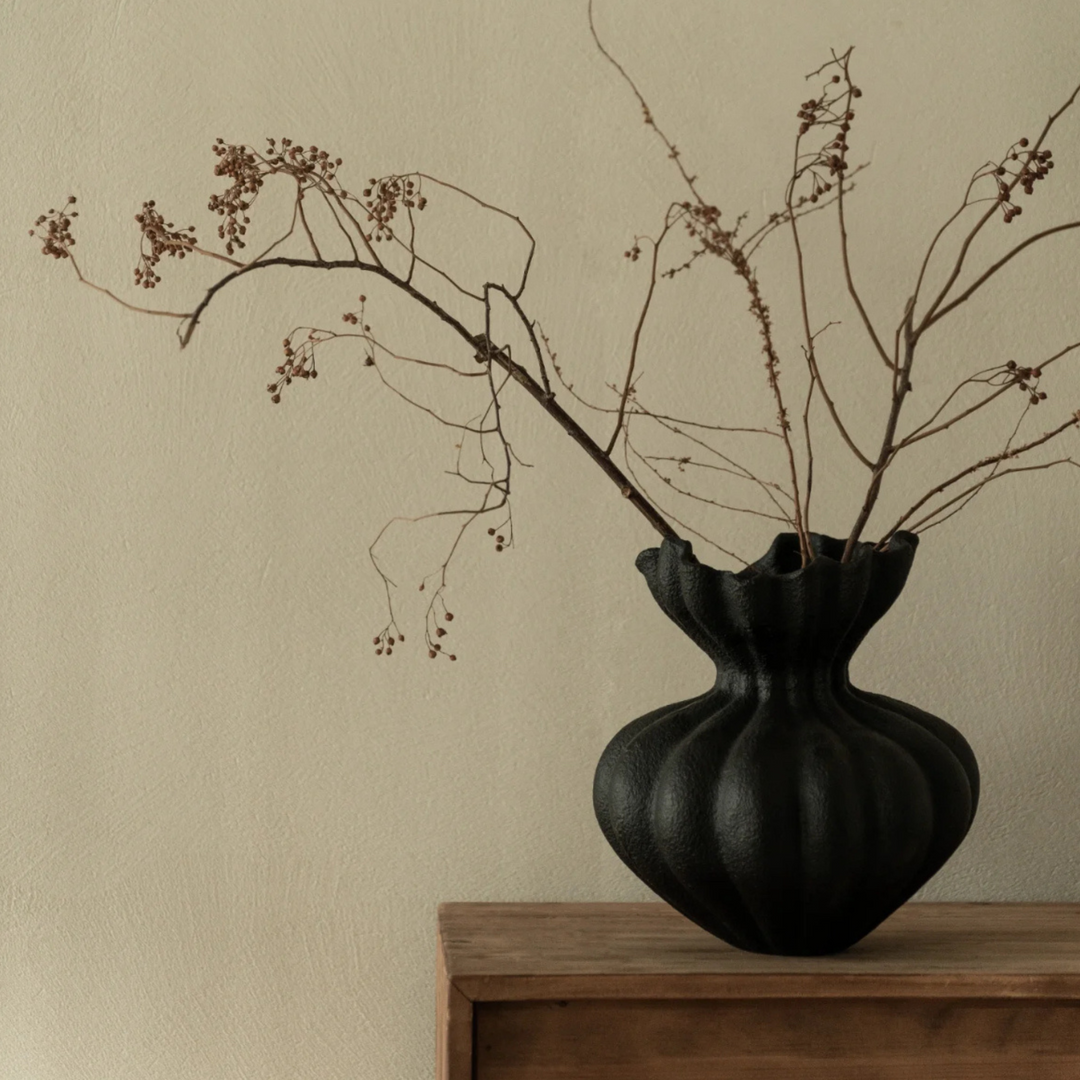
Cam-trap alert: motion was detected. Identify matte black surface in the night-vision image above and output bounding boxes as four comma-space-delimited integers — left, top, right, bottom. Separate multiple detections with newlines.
593, 532, 980, 956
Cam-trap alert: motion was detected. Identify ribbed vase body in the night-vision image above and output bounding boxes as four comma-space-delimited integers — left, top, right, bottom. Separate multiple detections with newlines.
593, 532, 979, 956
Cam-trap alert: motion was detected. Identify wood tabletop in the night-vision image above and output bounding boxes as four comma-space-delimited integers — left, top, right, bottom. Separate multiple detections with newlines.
437, 901, 1080, 1001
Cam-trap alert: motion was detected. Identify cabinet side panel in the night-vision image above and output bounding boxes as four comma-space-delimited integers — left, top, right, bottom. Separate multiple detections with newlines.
436, 929, 474, 1080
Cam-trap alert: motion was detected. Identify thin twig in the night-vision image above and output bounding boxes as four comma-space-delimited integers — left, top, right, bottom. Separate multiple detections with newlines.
915, 79, 1080, 337
605, 216, 673, 455
912, 459, 1078, 534
919, 222, 1080, 334
65, 252, 190, 320
630, 441, 789, 523
881, 414, 1080, 540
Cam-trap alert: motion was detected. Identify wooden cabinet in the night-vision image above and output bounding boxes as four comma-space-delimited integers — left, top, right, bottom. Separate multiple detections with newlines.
436, 902, 1080, 1079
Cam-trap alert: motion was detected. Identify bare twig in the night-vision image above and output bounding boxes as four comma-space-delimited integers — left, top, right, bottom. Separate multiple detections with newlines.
912, 459, 1078, 534
919, 222, 1080, 334
605, 214, 675, 455
914, 79, 1080, 337
631, 442, 790, 524
880, 414, 1080, 541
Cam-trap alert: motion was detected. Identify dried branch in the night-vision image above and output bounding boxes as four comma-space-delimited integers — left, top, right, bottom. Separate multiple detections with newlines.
740, 163, 868, 260
631, 444, 790, 524
807, 49, 895, 372
919, 221, 1080, 334
881, 414, 1080, 541
913, 459, 1078, 535
900, 341, 1080, 448
649, 416, 797, 526
914, 79, 1080, 337
30, 15, 1080, 653
605, 213, 675, 455
620, 427, 752, 567
912, 398, 1033, 533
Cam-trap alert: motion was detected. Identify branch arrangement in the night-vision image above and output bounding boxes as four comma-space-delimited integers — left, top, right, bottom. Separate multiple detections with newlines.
31, 5, 1080, 656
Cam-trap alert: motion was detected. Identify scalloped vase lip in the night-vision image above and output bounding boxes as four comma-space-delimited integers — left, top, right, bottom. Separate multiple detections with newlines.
637, 529, 919, 585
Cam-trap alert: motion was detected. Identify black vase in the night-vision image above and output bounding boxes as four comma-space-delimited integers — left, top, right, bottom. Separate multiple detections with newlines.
593, 531, 979, 956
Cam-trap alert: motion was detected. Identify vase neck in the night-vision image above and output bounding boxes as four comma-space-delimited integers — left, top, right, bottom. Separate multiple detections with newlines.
637, 531, 919, 676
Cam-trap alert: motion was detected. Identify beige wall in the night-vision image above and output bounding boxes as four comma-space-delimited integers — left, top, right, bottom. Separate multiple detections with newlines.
5, 0, 1080, 1076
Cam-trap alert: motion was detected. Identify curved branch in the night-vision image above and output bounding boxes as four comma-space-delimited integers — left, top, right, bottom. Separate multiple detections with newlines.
176, 254, 678, 540
915, 79, 1080, 337
919, 221, 1080, 334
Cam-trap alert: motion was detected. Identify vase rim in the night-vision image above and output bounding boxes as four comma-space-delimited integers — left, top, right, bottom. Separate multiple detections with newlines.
646, 529, 918, 583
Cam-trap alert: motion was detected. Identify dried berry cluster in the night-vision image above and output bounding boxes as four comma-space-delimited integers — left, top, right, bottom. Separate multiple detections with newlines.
686, 201, 726, 238
372, 629, 402, 656
340, 295, 379, 368
485, 524, 511, 552
795, 67, 862, 200
29, 196, 78, 258
425, 609, 456, 661
796, 76, 859, 133
360, 175, 426, 243
673, 200, 738, 266
209, 139, 264, 255
341, 294, 370, 331
267, 332, 322, 403
1004, 360, 1048, 405
995, 138, 1055, 223
264, 137, 343, 183
133, 201, 197, 289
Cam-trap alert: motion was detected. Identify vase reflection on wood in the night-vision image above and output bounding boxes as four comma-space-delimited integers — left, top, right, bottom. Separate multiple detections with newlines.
593, 531, 979, 956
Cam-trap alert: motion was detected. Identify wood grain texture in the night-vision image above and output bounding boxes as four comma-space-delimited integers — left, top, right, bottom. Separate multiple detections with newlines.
436, 903, 1080, 1079
475, 998, 1080, 1080
439, 902, 1080, 999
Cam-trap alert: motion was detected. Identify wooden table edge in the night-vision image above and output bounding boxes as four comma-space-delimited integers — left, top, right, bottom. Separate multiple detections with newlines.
445, 972, 1080, 1002
437, 901, 1080, 1004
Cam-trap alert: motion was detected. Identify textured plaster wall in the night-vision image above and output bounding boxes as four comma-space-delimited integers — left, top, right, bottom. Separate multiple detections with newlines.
4, 0, 1080, 1076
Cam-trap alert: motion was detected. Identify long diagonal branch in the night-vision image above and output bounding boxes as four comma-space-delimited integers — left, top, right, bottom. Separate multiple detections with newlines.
176, 253, 677, 540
